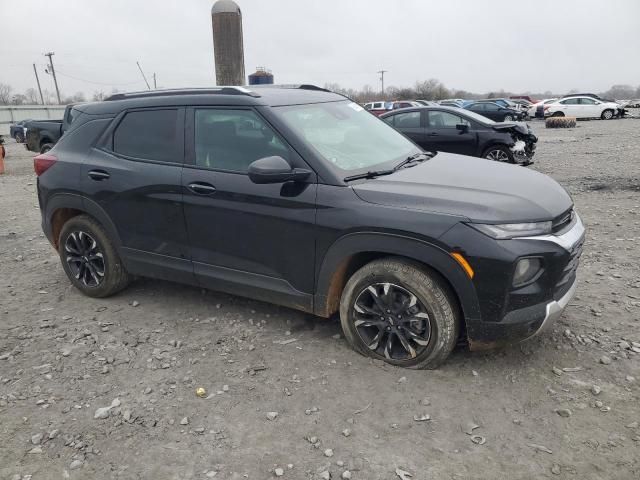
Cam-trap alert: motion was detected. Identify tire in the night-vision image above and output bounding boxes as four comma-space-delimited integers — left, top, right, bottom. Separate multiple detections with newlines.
601, 109, 614, 120
483, 145, 514, 163
15, 132, 24, 143
503, 114, 514, 121
40, 143, 53, 153
552, 111, 564, 117
58, 215, 131, 298
339, 258, 460, 369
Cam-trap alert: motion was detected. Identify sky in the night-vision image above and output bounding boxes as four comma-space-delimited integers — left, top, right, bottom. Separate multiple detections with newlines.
1, 0, 639, 98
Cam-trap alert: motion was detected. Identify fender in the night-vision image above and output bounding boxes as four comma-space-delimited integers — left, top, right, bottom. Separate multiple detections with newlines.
314, 231, 482, 323
44, 193, 123, 250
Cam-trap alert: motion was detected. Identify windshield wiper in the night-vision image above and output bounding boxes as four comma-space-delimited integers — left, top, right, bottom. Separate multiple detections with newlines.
343, 152, 432, 182
392, 152, 432, 171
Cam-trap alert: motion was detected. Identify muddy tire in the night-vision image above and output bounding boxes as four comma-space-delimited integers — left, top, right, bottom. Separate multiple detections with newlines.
58, 215, 131, 298
601, 109, 614, 120
40, 143, 53, 153
483, 145, 514, 163
339, 258, 460, 369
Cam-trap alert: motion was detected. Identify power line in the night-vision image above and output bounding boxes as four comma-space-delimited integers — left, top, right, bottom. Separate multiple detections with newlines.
54, 70, 144, 87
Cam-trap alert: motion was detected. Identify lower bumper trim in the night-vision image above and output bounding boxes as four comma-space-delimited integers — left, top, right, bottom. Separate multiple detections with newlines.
529, 278, 577, 338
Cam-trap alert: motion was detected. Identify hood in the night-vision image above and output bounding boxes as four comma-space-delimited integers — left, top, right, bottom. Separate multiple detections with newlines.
352, 152, 572, 223
491, 121, 530, 135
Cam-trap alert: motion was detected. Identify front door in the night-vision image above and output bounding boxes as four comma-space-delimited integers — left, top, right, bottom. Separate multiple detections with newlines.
181, 107, 317, 310
81, 107, 193, 283
425, 110, 476, 155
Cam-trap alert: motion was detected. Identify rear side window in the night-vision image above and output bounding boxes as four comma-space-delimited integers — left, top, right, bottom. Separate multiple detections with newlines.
113, 109, 179, 162
394, 111, 421, 128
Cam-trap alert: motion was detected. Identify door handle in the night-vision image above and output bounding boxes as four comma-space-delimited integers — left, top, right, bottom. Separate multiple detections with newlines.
88, 169, 110, 181
427, 132, 439, 136
188, 182, 217, 195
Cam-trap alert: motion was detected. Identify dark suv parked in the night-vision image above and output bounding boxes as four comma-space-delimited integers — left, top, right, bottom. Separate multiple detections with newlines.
35, 85, 585, 369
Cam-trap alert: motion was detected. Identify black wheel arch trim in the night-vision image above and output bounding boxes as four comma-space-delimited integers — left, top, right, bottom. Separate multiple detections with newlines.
314, 231, 482, 323
44, 193, 123, 250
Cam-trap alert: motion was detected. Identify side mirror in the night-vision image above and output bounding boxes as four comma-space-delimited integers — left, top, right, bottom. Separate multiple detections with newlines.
248, 156, 311, 184
456, 123, 468, 132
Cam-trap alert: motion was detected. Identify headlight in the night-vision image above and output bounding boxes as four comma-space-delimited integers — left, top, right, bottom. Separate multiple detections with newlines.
513, 257, 543, 287
469, 221, 552, 239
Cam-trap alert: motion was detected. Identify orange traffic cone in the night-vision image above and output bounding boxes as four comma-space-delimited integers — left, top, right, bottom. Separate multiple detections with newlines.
0, 143, 5, 175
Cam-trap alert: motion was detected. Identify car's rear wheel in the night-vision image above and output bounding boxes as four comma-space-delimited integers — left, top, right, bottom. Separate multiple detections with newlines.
40, 143, 53, 153
483, 145, 514, 163
58, 215, 131, 298
601, 109, 614, 120
503, 114, 514, 121
339, 258, 459, 369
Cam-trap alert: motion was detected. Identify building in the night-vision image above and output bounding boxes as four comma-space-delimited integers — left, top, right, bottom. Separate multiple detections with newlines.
211, 0, 245, 86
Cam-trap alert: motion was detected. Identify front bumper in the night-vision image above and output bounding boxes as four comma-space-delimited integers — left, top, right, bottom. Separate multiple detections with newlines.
453, 214, 585, 351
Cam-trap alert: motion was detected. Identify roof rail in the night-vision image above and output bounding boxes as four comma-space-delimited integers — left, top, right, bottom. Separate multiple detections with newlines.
104, 86, 260, 101
248, 84, 331, 93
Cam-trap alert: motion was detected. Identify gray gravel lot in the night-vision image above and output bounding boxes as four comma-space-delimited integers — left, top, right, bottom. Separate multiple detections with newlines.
1, 115, 639, 479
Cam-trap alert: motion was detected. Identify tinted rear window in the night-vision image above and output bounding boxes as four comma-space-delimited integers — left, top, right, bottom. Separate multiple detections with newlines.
113, 109, 179, 162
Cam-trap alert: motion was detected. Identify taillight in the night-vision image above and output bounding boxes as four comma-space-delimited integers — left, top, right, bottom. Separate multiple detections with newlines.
34, 153, 57, 176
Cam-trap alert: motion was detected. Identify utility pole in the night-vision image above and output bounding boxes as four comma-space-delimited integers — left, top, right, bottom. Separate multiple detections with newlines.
136, 61, 151, 90
153, 73, 157, 89
33, 63, 44, 105
377, 69, 387, 98
44, 52, 61, 104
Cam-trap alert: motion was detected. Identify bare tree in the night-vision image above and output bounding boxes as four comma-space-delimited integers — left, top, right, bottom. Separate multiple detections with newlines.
92, 91, 106, 101
11, 94, 27, 105
0, 83, 13, 104
72, 92, 87, 102
602, 84, 635, 100
25, 88, 40, 104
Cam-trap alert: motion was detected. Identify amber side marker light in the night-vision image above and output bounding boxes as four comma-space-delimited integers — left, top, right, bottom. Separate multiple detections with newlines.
451, 252, 474, 279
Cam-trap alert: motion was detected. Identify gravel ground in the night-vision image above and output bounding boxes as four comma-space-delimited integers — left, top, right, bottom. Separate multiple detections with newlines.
1, 115, 639, 480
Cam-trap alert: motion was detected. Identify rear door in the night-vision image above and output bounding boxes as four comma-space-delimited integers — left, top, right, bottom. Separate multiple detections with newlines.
579, 97, 600, 117
81, 107, 193, 283
425, 110, 476, 155
181, 106, 317, 309
558, 98, 580, 116
384, 110, 426, 147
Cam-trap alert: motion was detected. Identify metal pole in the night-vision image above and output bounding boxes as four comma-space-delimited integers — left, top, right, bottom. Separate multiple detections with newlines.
377, 69, 387, 98
33, 63, 44, 105
44, 52, 61, 104
137, 61, 151, 90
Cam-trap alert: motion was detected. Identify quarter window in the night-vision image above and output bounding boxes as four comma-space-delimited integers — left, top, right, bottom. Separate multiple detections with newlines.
113, 109, 179, 162
393, 111, 421, 128
194, 109, 289, 172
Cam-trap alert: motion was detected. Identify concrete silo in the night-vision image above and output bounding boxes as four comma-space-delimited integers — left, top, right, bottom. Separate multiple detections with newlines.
211, 0, 246, 86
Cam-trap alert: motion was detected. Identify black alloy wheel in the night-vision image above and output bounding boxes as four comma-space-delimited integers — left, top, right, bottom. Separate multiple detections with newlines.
64, 231, 105, 287
352, 282, 432, 360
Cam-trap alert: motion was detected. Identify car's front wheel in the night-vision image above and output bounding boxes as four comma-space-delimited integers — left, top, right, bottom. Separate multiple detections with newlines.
503, 114, 514, 121
601, 109, 614, 120
483, 145, 514, 163
339, 258, 460, 369
58, 215, 131, 298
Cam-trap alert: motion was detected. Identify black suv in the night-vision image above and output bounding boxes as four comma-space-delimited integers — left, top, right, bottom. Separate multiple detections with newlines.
35, 85, 585, 369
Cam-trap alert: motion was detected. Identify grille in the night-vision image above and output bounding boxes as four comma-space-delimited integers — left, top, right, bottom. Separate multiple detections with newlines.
556, 234, 584, 289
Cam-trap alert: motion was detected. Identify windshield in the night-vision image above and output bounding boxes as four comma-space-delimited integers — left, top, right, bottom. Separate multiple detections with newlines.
274, 101, 420, 172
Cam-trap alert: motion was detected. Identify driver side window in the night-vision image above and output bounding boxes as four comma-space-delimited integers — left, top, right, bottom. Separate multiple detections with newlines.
428, 111, 469, 128
194, 109, 289, 172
